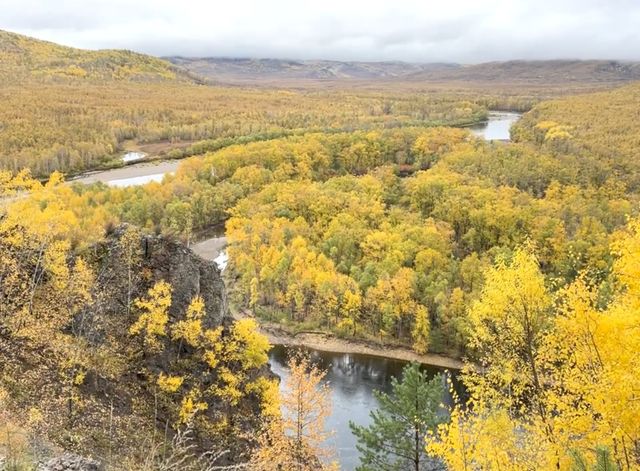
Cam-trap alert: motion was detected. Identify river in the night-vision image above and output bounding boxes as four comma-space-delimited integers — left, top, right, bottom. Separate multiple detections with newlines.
191, 228, 461, 470
71, 119, 515, 470
189, 227, 457, 466
469, 111, 522, 141
191, 224, 229, 271
69, 112, 522, 188
268, 345, 460, 470
70, 160, 180, 186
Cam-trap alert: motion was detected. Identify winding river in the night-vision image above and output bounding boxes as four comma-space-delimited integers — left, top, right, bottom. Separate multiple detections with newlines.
69, 113, 521, 470
70, 112, 522, 188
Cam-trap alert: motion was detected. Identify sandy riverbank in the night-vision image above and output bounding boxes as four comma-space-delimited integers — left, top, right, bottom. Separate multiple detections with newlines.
191, 236, 227, 261
233, 310, 464, 370
69, 160, 180, 185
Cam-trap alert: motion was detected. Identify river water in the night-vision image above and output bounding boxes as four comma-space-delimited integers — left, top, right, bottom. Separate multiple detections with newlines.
69, 112, 522, 188
70, 160, 180, 186
191, 227, 460, 470
193, 232, 461, 469
470, 111, 522, 141
268, 345, 460, 471
69, 117, 520, 469
191, 224, 229, 271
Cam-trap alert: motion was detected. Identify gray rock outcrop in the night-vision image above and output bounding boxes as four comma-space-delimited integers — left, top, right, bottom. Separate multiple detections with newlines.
37, 453, 102, 471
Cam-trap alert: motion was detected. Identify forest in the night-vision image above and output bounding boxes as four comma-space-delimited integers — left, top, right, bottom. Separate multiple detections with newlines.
0, 30, 490, 177
1, 28, 640, 471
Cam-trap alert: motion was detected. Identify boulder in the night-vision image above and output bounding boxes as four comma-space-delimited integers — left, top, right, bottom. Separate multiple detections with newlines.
37, 453, 102, 471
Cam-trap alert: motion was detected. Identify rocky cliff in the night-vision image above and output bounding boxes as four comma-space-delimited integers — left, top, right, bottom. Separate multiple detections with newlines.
0, 226, 269, 469
87, 225, 229, 340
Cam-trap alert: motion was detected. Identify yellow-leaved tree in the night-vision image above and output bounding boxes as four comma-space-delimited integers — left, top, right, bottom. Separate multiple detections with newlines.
430, 225, 640, 469
429, 245, 558, 469
0, 171, 101, 425
129, 280, 172, 351
0, 171, 94, 348
466, 245, 553, 423
252, 354, 337, 471
538, 219, 640, 468
172, 294, 205, 348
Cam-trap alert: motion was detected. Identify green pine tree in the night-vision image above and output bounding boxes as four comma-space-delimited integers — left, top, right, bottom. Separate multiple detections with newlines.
349, 363, 445, 471
571, 447, 620, 471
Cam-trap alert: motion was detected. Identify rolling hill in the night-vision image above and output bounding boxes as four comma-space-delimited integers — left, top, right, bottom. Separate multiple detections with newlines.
166, 56, 458, 82
0, 29, 196, 82
0, 29, 488, 176
167, 56, 640, 86
406, 59, 640, 84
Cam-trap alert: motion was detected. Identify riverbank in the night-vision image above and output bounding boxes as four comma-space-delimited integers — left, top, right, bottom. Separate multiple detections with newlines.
68, 160, 180, 186
63, 114, 493, 186
232, 309, 464, 370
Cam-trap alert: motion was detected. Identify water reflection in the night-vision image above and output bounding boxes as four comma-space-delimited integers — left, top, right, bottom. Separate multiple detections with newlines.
470, 111, 522, 141
268, 345, 460, 470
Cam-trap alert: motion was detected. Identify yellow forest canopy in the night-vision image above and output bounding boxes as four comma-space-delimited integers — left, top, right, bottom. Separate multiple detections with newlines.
429, 217, 640, 469
0, 29, 487, 176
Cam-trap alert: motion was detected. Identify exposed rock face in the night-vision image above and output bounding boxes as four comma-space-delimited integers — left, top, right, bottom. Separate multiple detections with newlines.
20, 226, 242, 463
89, 225, 229, 334
1, 226, 265, 467
77, 224, 238, 407
37, 453, 102, 471
142, 230, 227, 327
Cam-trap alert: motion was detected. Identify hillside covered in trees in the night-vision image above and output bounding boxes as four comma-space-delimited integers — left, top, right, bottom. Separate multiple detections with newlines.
0, 29, 491, 177
1, 28, 640, 470
0, 30, 189, 82
0, 172, 278, 468
45, 83, 639, 359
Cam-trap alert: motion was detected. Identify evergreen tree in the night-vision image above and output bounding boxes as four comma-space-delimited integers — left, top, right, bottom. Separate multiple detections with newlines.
349, 363, 445, 471
571, 447, 620, 471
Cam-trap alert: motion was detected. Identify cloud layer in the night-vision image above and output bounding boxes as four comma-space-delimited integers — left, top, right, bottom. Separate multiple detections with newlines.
4, 0, 640, 62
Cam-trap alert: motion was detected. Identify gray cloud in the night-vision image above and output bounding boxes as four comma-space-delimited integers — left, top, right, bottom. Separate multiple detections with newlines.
3, 0, 640, 62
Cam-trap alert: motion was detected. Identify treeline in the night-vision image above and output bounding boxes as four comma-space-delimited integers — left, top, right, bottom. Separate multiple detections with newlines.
1, 30, 491, 176
223, 147, 631, 353
65, 127, 470, 243
0, 81, 487, 176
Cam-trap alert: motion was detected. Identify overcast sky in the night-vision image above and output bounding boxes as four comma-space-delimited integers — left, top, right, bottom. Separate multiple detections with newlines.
3, 0, 640, 63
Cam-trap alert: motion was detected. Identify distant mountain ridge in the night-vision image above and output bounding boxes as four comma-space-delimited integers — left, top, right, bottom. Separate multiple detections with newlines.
406, 60, 640, 83
166, 56, 459, 81
3, 29, 639, 87
166, 56, 640, 85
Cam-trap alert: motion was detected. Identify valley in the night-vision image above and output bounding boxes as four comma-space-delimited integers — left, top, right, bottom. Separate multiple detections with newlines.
1, 25, 640, 471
